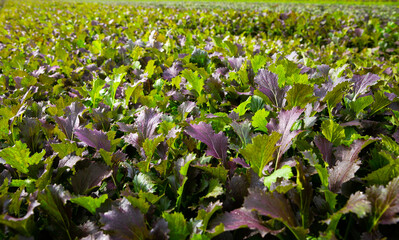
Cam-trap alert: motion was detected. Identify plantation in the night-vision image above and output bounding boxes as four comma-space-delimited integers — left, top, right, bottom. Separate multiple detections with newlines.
0, 0, 399, 239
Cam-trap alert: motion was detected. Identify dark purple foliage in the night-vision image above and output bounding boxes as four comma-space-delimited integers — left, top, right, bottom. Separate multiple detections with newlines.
72, 162, 112, 194
100, 198, 149, 240
352, 73, 380, 100
185, 122, 228, 161
243, 188, 298, 227
267, 107, 305, 159
74, 128, 111, 151
211, 208, 278, 237
254, 69, 289, 108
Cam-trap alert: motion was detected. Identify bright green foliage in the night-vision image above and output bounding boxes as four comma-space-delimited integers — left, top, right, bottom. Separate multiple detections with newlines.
182, 69, 204, 98
323, 81, 351, 116
370, 91, 392, 116
233, 96, 252, 116
162, 212, 191, 240
202, 179, 224, 199
51, 142, 82, 159
70, 194, 108, 215
252, 109, 269, 133
264, 165, 293, 189
321, 119, 345, 146
251, 55, 267, 74
240, 132, 281, 177
285, 84, 318, 109
0, 141, 45, 174
349, 95, 374, 114
87, 78, 106, 108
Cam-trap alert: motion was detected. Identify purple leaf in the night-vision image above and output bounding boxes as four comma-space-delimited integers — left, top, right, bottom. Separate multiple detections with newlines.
54, 102, 85, 140
117, 122, 135, 133
211, 208, 279, 237
243, 189, 298, 227
100, 198, 149, 240
37, 185, 72, 235
72, 162, 112, 194
329, 139, 376, 193
254, 69, 289, 108
334, 139, 376, 165
314, 135, 333, 166
185, 122, 228, 161
228, 57, 246, 71
136, 108, 162, 142
163, 62, 183, 80
74, 128, 111, 151
317, 64, 330, 78
352, 73, 380, 100
149, 219, 169, 240
267, 107, 305, 159
340, 191, 371, 218
58, 155, 83, 169
112, 150, 127, 164
232, 157, 250, 168
328, 159, 361, 193
178, 101, 196, 118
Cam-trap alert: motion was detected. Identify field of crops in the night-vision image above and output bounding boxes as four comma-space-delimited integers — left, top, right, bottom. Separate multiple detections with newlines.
0, 0, 399, 239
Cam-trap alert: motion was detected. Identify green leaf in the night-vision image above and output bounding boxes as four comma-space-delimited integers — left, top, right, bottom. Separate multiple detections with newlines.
251, 55, 267, 74
250, 95, 265, 113
88, 78, 106, 108
202, 179, 224, 199
163, 212, 190, 240
125, 82, 143, 106
36, 155, 56, 191
223, 40, 238, 56
91, 40, 102, 55
133, 172, 156, 193
285, 84, 317, 109
370, 91, 392, 116
99, 148, 113, 167
286, 73, 309, 86
143, 135, 165, 172
231, 120, 252, 147
330, 64, 348, 82
349, 95, 374, 114
145, 60, 156, 78
264, 165, 293, 189
70, 194, 108, 215
192, 234, 211, 240
9, 185, 25, 216
195, 165, 228, 183
196, 201, 222, 231
182, 69, 204, 97
380, 135, 399, 155
171, 76, 182, 89
0, 178, 9, 197
51, 142, 80, 159
251, 108, 269, 133
240, 132, 281, 177
364, 150, 399, 185
321, 119, 345, 146
180, 153, 197, 176
323, 81, 350, 114
125, 195, 150, 214
104, 72, 126, 109
233, 96, 252, 116
0, 141, 45, 174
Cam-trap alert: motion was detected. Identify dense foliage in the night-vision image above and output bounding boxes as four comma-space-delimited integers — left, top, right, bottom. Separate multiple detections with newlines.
0, 0, 399, 239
